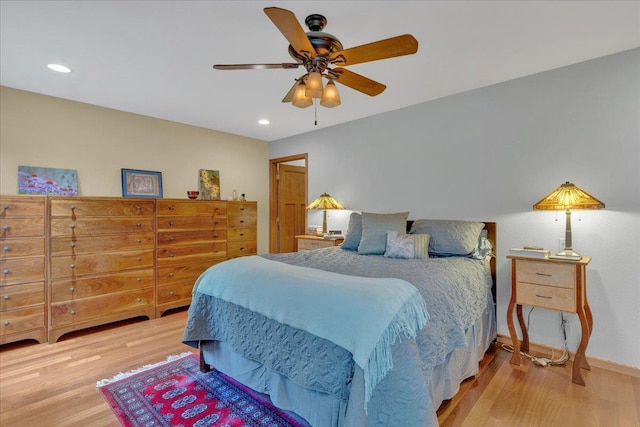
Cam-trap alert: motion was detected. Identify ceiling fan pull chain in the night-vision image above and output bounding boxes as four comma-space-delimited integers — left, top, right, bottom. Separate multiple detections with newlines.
314, 100, 318, 126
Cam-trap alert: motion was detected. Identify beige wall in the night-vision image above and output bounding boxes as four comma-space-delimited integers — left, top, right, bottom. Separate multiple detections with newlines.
0, 86, 270, 253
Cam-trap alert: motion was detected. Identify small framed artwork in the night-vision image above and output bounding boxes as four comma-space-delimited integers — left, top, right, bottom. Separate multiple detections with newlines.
198, 169, 220, 200
18, 165, 78, 195
121, 169, 163, 198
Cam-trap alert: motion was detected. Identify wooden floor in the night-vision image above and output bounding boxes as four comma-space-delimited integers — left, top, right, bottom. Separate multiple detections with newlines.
1, 309, 638, 427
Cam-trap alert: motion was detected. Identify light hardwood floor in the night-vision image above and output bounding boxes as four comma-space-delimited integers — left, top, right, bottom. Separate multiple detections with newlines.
1, 309, 638, 426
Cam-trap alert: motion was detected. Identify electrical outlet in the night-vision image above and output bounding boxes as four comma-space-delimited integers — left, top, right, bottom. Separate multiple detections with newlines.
558, 238, 566, 252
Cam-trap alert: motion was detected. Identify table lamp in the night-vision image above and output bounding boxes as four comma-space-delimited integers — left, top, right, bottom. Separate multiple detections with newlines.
533, 181, 605, 260
306, 193, 345, 236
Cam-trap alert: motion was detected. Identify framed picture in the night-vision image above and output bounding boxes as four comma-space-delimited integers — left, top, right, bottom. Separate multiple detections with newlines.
18, 166, 78, 195
198, 169, 220, 200
121, 169, 163, 198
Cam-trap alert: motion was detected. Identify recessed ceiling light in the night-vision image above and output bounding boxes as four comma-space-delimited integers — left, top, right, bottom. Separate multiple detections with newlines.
258, 119, 270, 125
47, 63, 71, 73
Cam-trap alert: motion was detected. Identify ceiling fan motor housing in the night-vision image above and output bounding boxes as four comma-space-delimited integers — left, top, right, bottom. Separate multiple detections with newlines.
288, 14, 344, 72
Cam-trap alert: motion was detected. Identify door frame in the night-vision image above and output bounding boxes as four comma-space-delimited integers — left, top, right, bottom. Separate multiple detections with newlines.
269, 153, 308, 253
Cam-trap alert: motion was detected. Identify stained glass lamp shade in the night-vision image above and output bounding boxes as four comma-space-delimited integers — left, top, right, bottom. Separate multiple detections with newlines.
306, 193, 345, 235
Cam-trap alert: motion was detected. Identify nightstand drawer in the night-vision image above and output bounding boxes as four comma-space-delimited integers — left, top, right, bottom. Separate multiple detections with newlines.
516, 282, 575, 312
298, 238, 335, 250
517, 260, 575, 288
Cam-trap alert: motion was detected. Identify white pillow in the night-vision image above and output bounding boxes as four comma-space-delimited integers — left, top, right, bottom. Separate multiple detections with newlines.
384, 231, 430, 259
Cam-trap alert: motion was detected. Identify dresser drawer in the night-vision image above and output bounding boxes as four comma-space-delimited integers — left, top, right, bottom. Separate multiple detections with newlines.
156, 280, 196, 305
50, 287, 154, 327
227, 227, 256, 242
157, 216, 227, 231
228, 215, 256, 228
157, 242, 227, 261
516, 260, 575, 289
0, 217, 45, 238
516, 281, 576, 312
50, 217, 154, 237
50, 198, 154, 217
50, 232, 154, 256
50, 269, 154, 302
0, 256, 45, 285
228, 241, 257, 258
157, 260, 219, 283
228, 202, 257, 216
1, 237, 45, 258
157, 200, 227, 216
0, 306, 44, 336
0, 196, 46, 217
157, 229, 227, 245
50, 250, 154, 279
1, 282, 45, 310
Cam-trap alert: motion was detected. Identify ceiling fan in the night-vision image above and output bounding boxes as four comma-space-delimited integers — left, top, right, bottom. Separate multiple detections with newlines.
213, 7, 419, 109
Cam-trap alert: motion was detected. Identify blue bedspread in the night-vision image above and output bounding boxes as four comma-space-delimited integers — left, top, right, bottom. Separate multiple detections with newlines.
183, 247, 493, 426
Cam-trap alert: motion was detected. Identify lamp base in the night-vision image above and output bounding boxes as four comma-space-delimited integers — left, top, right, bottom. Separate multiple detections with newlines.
549, 249, 582, 261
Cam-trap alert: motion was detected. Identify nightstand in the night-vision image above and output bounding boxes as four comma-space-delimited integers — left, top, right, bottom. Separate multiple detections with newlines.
295, 235, 343, 251
506, 255, 592, 385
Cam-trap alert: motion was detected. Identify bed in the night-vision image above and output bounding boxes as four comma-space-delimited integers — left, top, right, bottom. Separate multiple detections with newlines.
183, 215, 497, 426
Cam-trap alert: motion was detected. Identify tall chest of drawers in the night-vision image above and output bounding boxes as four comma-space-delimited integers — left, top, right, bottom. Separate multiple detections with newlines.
48, 197, 156, 342
0, 195, 47, 344
156, 199, 228, 317
227, 201, 257, 259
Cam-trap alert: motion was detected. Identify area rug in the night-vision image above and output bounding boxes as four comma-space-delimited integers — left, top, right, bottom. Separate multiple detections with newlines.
97, 352, 308, 427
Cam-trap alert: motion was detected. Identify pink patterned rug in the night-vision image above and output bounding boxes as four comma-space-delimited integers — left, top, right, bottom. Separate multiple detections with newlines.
97, 353, 308, 427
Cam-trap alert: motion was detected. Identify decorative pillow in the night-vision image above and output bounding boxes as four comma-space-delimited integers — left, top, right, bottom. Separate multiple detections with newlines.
384, 231, 430, 259
358, 212, 409, 255
470, 229, 494, 259
341, 212, 362, 250
409, 219, 484, 256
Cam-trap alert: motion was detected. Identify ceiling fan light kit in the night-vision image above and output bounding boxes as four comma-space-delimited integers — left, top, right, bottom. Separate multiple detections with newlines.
213, 6, 418, 111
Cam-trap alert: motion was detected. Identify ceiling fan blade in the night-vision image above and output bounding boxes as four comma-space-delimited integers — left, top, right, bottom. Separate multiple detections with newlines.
330, 34, 418, 66
264, 7, 316, 59
332, 68, 386, 96
213, 63, 300, 70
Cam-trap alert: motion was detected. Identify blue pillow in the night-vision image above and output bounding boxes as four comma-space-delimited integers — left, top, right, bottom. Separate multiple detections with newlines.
358, 212, 409, 255
409, 219, 484, 256
341, 212, 362, 250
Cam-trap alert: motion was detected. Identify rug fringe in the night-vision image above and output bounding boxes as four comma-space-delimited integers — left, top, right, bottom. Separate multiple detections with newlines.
96, 352, 194, 387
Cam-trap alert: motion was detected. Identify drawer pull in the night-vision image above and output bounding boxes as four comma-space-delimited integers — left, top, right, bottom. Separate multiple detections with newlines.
70, 205, 75, 210
169, 291, 175, 296
239, 233, 245, 237
239, 220, 245, 223
70, 310, 76, 315
169, 236, 175, 241
136, 222, 142, 227
3, 320, 9, 326
2, 205, 8, 211
239, 247, 245, 250
137, 257, 142, 261
535, 272, 552, 277
240, 207, 245, 211
137, 239, 142, 243
70, 243, 76, 248
214, 221, 220, 225
169, 206, 175, 211
535, 294, 552, 299
70, 264, 75, 269
3, 246, 8, 252
2, 225, 9, 231
169, 254, 174, 258
137, 278, 142, 282
136, 206, 142, 210
69, 287, 75, 293
137, 298, 142, 302
3, 269, 9, 275
169, 221, 175, 226
70, 224, 76, 229
213, 235, 219, 238
168, 273, 175, 277
3, 295, 9, 300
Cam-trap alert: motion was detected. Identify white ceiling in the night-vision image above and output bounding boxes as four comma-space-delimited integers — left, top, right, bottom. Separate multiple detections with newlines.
1, 1, 638, 142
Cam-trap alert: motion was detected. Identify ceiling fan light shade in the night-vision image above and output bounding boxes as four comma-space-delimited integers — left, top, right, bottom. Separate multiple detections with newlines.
320, 80, 341, 108
305, 71, 324, 98
292, 82, 313, 108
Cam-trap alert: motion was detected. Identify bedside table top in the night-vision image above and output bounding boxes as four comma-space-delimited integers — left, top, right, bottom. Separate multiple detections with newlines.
507, 255, 591, 265
295, 235, 343, 241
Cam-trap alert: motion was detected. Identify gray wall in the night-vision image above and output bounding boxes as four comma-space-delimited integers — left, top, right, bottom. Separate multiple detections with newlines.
269, 48, 640, 368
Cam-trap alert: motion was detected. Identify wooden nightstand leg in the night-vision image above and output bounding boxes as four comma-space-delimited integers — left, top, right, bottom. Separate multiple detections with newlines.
507, 298, 521, 365
572, 308, 590, 385
516, 305, 529, 352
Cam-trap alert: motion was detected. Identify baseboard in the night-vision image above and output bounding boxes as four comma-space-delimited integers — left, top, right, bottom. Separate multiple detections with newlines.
496, 334, 640, 379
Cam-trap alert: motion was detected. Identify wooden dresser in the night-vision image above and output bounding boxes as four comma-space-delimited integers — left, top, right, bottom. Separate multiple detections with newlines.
0, 195, 47, 344
48, 197, 156, 342
156, 199, 228, 317
227, 201, 257, 259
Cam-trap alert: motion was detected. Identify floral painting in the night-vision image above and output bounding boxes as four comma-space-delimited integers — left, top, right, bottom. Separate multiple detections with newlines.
198, 169, 220, 200
18, 166, 78, 195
